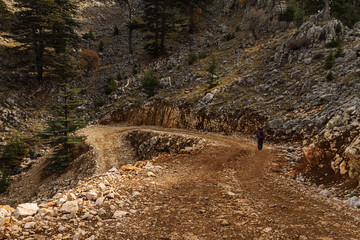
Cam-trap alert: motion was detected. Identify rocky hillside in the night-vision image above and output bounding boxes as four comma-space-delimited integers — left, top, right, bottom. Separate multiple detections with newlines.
1, 0, 360, 205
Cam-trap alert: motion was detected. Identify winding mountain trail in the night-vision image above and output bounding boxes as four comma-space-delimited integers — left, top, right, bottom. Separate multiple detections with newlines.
1, 125, 360, 239
77, 125, 360, 239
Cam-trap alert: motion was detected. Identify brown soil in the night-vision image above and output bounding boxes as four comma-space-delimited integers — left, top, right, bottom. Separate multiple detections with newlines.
2, 125, 360, 239
79, 126, 360, 239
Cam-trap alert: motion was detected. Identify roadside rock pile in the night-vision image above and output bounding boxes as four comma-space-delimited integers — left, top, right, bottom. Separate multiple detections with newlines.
0, 160, 164, 239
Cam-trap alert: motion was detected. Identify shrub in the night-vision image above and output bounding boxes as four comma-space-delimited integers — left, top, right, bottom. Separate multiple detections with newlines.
325, 38, 343, 48
1, 137, 26, 165
224, 32, 236, 41
188, 53, 198, 65
207, 57, 217, 75
206, 57, 218, 89
141, 70, 160, 97
326, 71, 334, 81
235, 25, 241, 32
78, 49, 100, 74
199, 52, 207, 59
167, 64, 173, 70
335, 23, 342, 35
279, 6, 296, 22
324, 52, 335, 70
335, 46, 343, 58
113, 25, 119, 36
132, 64, 138, 75
105, 77, 117, 95
82, 29, 95, 40
287, 37, 311, 50
95, 95, 104, 107
98, 41, 104, 52
0, 167, 9, 193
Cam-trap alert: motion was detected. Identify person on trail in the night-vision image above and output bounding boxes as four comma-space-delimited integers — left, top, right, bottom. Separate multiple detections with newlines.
256, 128, 265, 150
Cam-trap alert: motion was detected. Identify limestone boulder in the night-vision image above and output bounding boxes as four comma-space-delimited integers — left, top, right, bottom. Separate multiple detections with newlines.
14, 203, 39, 218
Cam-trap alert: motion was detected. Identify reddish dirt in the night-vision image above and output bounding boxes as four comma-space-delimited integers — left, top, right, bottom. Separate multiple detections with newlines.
81, 126, 360, 239
2, 125, 360, 239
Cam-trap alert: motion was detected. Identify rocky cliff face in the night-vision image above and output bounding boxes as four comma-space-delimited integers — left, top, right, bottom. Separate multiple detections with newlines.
101, 100, 268, 136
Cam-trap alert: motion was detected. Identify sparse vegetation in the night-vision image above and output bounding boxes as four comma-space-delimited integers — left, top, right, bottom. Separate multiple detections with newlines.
188, 53, 198, 65
335, 46, 343, 58
41, 49, 84, 172
1, 137, 26, 167
0, 167, 9, 193
78, 49, 100, 75
326, 71, 334, 81
95, 95, 105, 107
141, 70, 160, 97
132, 64, 139, 75
224, 32, 236, 41
206, 56, 218, 89
98, 40, 105, 52
105, 77, 117, 95
82, 29, 95, 40
325, 38, 343, 48
324, 52, 335, 70
113, 25, 119, 36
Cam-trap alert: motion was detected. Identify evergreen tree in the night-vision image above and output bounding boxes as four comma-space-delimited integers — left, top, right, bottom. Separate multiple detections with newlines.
41, 49, 84, 172
332, 0, 360, 27
141, 0, 184, 56
52, 0, 79, 54
11, 0, 78, 81
116, 0, 141, 54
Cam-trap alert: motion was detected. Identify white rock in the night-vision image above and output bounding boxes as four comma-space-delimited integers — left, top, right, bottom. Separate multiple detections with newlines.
320, 189, 330, 198
130, 209, 136, 214
98, 183, 106, 190
86, 191, 98, 201
59, 226, 66, 231
0, 208, 9, 219
104, 180, 111, 186
24, 222, 36, 229
113, 210, 129, 219
147, 172, 156, 177
37, 208, 55, 217
60, 201, 79, 213
15, 203, 39, 217
108, 167, 118, 172
59, 197, 67, 204
68, 193, 77, 201
227, 191, 236, 196
95, 197, 105, 206
132, 191, 141, 197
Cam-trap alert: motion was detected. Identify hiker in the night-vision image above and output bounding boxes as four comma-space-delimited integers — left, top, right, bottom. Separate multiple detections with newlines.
256, 128, 265, 150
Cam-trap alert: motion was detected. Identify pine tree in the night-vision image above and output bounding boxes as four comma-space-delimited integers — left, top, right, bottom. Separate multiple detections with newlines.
141, 0, 184, 56
41, 49, 84, 172
51, 0, 79, 54
116, 0, 141, 54
11, 0, 78, 81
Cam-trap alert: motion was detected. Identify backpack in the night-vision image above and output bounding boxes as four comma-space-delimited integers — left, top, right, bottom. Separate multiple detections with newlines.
258, 131, 264, 139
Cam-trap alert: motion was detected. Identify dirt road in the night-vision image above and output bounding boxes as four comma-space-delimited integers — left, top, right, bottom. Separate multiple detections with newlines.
2, 125, 360, 239
78, 125, 360, 239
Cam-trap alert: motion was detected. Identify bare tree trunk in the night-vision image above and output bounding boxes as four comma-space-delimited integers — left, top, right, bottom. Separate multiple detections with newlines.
323, 0, 330, 21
